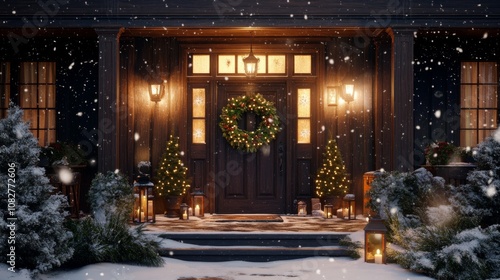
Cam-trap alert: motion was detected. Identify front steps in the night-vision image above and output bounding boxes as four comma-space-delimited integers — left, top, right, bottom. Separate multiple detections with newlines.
158, 233, 350, 262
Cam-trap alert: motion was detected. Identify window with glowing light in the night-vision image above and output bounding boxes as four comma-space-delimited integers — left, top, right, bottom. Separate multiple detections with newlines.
20, 62, 57, 146
294, 55, 312, 74
460, 61, 498, 147
192, 88, 206, 144
192, 54, 210, 74
297, 88, 311, 144
0, 62, 10, 119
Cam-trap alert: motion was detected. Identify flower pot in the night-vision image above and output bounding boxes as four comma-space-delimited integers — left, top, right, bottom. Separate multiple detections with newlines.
165, 195, 183, 218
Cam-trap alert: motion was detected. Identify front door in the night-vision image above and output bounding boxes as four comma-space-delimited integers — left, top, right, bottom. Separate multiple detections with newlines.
215, 82, 287, 213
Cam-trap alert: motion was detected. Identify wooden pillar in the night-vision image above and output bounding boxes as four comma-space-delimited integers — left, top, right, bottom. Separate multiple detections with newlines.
389, 28, 415, 171
95, 27, 124, 173
373, 33, 392, 171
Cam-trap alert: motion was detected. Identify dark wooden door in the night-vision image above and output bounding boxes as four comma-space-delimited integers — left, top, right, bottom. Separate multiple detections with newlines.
215, 83, 287, 214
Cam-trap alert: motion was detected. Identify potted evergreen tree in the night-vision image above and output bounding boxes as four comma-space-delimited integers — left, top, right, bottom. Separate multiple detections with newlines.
155, 135, 189, 218
315, 138, 350, 210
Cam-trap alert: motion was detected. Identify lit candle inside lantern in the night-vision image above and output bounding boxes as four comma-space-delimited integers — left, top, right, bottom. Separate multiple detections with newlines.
374, 249, 383, 264
343, 208, 348, 218
182, 211, 187, 220
299, 208, 305, 215
195, 205, 200, 216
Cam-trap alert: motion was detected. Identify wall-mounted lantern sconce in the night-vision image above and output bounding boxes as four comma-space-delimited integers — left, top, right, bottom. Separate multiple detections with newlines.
149, 80, 166, 103
341, 83, 355, 103
243, 32, 259, 78
327, 86, 338, 106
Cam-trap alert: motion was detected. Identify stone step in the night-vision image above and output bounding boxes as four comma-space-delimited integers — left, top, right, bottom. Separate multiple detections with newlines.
158, 233, 350, 262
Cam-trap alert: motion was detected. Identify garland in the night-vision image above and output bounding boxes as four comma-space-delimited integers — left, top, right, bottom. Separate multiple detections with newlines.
219, 93, 281, 153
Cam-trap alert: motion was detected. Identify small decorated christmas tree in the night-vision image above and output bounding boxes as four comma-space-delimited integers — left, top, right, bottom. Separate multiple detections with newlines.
155, 135, 188, 197
315, 138, 350, 198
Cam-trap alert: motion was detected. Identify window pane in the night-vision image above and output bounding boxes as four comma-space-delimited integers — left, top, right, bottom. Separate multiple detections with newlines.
218, 55, 236, 74
479, 85, 497, 108
478, 109, 497, 129
0, 62, 10, 116
192, 55, 210, 74
461, 62, 477, 83
297, 88, 311, 118
38, 62, 56, 83
47, 130, 56, 144
192, 119, 206, 144
478, 62, 497, 83
297, 119, 310, 144
460, 130, 477, 147
294, 55, 312, 74
460, 85, 476, 108
192, 88, 205, 118
21, 62, 37, 83
23, 110, 38, 128
20, 86, 37, 108
460, 109, 476, 129
268, 55, 286, 74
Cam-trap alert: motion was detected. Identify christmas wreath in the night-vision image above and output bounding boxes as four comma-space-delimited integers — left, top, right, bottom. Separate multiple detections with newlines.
219, 93, 281, 153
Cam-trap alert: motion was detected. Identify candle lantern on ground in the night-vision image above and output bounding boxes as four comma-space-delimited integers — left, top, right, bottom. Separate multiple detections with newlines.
297, 201, 307, 216
133, 174, 155, 223
343, 194, 356, 220
190, 188, 205, 217
179, 203, 190, 220
324, 204, 334, 219
364, 217, 387, 264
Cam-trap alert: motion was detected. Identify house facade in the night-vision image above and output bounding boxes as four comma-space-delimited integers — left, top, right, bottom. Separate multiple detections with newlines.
1, 1, 499, 215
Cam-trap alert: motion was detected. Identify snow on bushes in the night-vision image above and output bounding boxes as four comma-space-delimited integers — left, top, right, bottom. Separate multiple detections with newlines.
65, 171, 163, 267
0, 105, 73, 273
368, 134, 500, 280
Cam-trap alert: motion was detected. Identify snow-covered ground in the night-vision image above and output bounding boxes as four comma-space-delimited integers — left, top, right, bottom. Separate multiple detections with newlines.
0, 231, 432, 280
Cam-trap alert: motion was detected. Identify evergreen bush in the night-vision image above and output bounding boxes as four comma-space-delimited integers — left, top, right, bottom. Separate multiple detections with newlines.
66, 171, 163, 267
0, 105, 73, 273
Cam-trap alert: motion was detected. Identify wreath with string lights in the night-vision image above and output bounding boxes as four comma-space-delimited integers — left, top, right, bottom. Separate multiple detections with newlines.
219, 93, 281, 153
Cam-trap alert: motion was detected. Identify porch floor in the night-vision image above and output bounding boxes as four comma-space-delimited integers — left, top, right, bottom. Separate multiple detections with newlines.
145, 214, 367, 233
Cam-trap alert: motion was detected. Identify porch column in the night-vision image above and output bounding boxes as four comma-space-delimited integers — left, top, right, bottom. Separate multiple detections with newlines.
95, 27, 124, 173
389, 28, 415, 171
373, 33, 393, 171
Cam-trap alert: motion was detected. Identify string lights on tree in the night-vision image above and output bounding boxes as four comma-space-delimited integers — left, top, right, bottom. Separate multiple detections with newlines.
315, 138, 350, 198
155, 135, 188, 197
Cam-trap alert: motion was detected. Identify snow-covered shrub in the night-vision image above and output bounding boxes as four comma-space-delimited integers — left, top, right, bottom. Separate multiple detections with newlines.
396, 207, 500, 280
88, 171, 134, 225
66, 170, 163, 267
65, 215, 163, 267
0, 105, 73, 273
369, 131, 500, 279
452, 134, 500, 226
367, 168, 448, 239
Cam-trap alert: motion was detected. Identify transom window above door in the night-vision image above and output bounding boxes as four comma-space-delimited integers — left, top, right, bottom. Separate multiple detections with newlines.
188, 53, 315, 76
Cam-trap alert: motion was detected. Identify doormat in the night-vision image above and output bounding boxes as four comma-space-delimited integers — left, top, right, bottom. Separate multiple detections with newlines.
207, 214, 283, 223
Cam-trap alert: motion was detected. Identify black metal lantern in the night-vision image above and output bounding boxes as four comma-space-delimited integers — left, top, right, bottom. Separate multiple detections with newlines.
190, 189, 205, 217
343, 194, 356, 220
243, 32, 259, 78
133, 175, 155, 223
324, 204, 334, 219
364, 217, 387, 264
179, 203, 190, 220
149, 80, 166, 103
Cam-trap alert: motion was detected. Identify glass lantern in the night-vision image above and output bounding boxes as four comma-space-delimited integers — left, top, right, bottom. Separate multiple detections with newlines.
343, 194, 356, 220
297, 201, 307, 216
324, 204, 334, 219
190, 188, 205, 217
133, 175, 155, 223
179, 203, 189, 220
364, 217, 387, 264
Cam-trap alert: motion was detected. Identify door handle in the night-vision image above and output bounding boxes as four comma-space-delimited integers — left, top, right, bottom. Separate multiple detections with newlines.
278, 142, 284, 174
